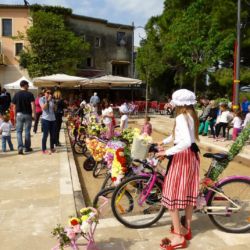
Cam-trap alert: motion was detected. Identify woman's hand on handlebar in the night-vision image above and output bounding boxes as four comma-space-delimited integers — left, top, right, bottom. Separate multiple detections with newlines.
155, 151, 166, 158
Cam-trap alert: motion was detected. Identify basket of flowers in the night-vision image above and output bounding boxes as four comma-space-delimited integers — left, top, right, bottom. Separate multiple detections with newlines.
131, 132, 153, 160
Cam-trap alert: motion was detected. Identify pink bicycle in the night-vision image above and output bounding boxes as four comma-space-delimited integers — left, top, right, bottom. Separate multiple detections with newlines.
111, 152, 250, 233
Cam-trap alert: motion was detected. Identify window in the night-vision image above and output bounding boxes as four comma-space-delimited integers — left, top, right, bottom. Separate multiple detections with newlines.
15, 43, 23, 56
2, 19, 12, 37
112, 64, 128, 76
117, 32, 126, 46
95, 37, 101, 48
86, 57, 93, 67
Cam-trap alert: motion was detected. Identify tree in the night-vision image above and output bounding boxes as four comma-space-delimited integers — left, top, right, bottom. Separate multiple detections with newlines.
135, 0, 250, 96
19, 10, 89, 77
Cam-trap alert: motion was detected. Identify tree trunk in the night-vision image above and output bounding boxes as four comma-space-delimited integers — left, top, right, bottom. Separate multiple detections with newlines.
193, 75, 197, 94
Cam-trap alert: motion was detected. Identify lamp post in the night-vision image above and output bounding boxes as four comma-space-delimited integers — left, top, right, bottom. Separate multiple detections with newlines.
233, 0, 241, 110
132, 24, 149, 115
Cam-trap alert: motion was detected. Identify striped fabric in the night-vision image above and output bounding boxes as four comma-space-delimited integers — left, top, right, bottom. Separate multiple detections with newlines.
161, 148, 200, 210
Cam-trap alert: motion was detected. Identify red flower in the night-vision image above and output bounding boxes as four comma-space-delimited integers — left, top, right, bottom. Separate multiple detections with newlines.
202, 178, 214, 187
111, 177, 117, 182
70, 219, 79, 226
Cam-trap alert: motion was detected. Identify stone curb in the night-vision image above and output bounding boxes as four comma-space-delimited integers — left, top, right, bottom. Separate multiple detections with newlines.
63, 123, 85, 212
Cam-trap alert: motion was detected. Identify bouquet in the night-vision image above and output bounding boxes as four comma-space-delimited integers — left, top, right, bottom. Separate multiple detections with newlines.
103, 140, 130, 185
121, 128, 140, 144
87, 122, 102, 136
86, 138, 106, 162
51, 208, 98, 250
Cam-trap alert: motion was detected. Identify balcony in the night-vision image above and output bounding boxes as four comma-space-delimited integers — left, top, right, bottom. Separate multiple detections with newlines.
0, 54, 7, 65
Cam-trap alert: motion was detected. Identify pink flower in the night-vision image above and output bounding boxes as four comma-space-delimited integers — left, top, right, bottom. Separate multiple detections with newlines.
66, 228, 76, 240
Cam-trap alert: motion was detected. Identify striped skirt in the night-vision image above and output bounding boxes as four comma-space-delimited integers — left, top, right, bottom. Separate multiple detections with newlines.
161, 148, 200, 210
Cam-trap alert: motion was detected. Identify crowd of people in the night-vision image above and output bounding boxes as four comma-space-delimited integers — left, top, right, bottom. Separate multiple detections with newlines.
198, 97, 250, 142
0, 80, 250, 154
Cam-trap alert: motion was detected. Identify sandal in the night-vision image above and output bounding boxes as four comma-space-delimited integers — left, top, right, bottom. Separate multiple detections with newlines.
160, 232, 187, 250
170, 216, 192, 240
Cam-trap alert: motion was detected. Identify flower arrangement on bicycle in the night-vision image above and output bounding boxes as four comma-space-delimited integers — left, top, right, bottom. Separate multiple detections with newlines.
51, 207, 99, 250
86, 138, 106, 162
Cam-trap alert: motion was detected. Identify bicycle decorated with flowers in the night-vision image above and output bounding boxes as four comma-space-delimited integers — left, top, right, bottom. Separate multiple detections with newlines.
110, 125, 250, 232
51, 196, 108, 250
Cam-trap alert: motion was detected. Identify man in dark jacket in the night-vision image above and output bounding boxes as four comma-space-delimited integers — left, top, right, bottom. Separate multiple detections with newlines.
12, 80, 35, 154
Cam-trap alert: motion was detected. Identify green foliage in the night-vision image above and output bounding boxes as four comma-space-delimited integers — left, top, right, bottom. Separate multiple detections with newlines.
135, 0, 250, 96
20, 11, 89, 77
30, 4, 72, 15
208, 123, 250, 180
212, 68, 233, 86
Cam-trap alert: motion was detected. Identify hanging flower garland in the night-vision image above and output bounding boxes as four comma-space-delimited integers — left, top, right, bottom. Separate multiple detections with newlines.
208, 123, 250, 181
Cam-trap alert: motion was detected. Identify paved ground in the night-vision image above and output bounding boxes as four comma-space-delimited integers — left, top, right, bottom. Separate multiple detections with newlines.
0, 115, 249, 250
0, 127, 81, 250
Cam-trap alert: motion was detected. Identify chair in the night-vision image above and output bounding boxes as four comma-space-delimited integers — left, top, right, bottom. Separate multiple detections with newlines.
158, 103, 166, 115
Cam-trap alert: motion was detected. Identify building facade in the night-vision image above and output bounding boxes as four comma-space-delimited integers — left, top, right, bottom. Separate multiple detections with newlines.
0, 4, 134, 88
0, 4, 31, 88
68, 14, 133, 78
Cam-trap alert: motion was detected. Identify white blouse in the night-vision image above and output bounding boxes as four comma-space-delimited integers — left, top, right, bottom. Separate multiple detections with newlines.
163, 114, 195, 156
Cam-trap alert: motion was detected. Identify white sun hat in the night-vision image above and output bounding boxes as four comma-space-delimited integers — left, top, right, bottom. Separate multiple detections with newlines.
171, 89, 197, 106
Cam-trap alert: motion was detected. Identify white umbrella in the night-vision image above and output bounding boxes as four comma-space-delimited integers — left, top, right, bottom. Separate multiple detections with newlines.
81, 74, 142, 88
4, 76, 37, 90
33, 73, 89, 88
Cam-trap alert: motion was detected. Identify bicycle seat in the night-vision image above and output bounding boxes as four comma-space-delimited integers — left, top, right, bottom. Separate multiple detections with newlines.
203, 153, 228, 161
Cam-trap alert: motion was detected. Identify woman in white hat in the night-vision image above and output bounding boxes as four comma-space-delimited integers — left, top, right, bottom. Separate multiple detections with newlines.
156, 89, 200, 250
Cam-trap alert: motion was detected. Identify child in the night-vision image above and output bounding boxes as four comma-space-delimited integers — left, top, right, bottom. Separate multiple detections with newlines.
231, 110, 243, 140
156, 89, 200, 250
119, 104, 129, 131
102, 107, 114, 139
214, 103, 231, 141
0, 115, 14, 152
141, 116, 152, 136
242, 104, 250, 128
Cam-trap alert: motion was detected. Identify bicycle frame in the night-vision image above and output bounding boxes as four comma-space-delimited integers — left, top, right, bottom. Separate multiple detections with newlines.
201, 175, 250, 215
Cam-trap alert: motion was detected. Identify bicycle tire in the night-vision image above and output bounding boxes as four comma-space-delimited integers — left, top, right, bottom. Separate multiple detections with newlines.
111, 175, 165, 229
93, 187, 134, 217
93, 187, 115, 208
73, 141, 87, 155
207, 178, 250, 233
93, 161, 107, 178
83, 156, 96, 171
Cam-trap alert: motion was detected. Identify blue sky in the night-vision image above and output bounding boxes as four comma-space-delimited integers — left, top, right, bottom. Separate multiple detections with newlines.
2, 0, 164, 46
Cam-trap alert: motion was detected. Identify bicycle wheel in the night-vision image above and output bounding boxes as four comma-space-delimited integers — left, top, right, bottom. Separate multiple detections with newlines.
93, 187, 133, 218
83, 156, 96, 171
73, 141, 87, 155
101, 173, 113, 189
93, 161, 107, 178
208, 178, 250, 233
111, 175, 165, 229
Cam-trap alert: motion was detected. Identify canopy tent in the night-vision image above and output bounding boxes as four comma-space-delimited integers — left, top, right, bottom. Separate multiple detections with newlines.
4, 76, 37, 90
33, 73, 89, 88
81, 74, 142, 88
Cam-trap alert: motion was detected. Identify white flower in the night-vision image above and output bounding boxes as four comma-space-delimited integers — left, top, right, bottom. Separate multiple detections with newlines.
80, 222, 90, 234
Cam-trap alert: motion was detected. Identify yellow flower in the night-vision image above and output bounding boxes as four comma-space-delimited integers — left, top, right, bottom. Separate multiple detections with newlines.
81, 215, 89, 222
